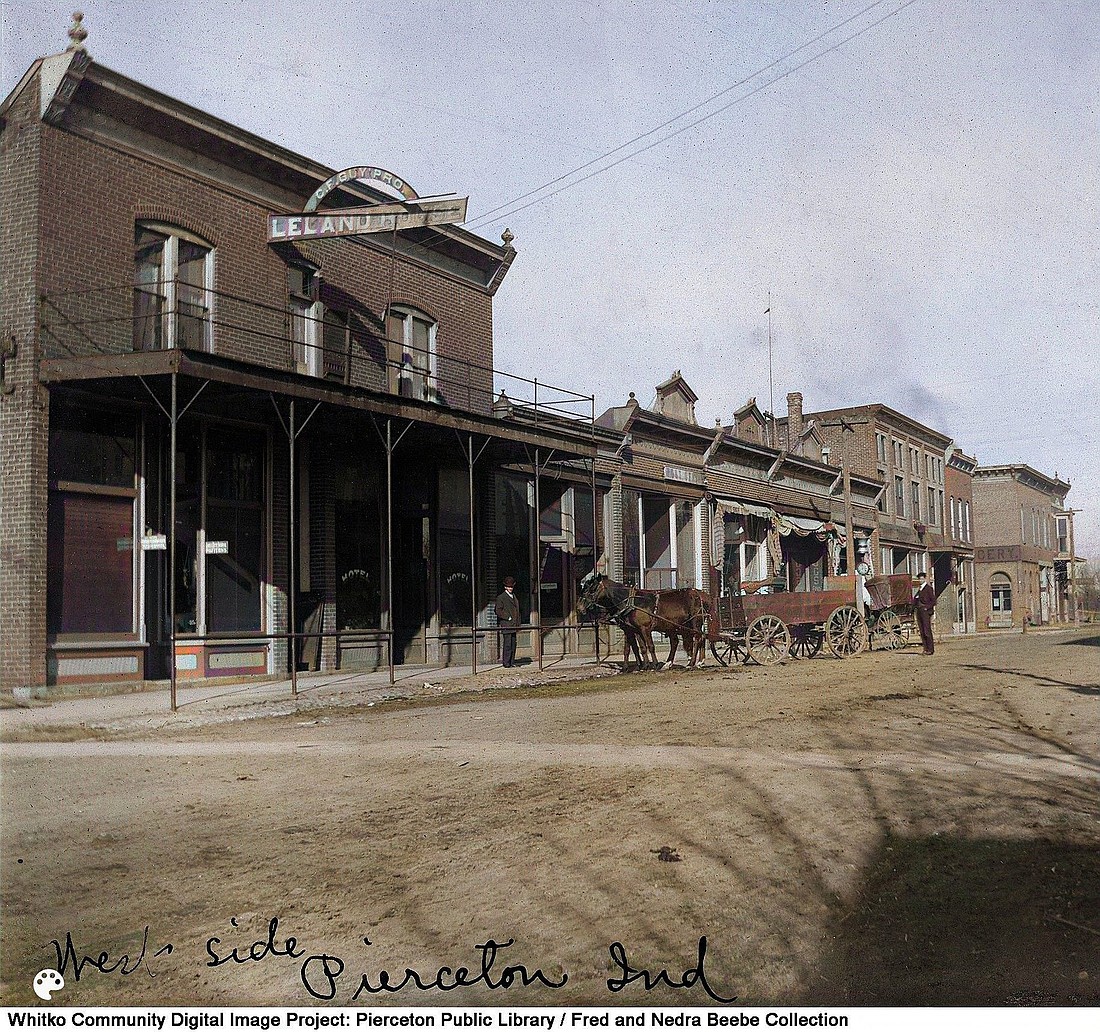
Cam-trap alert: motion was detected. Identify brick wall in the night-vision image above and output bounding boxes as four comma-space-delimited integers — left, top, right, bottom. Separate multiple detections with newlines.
0, 71, 49, 690
36, 120, 497, 406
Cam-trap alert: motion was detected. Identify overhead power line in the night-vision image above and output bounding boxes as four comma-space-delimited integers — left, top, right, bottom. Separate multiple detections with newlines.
463, 0, 922, 233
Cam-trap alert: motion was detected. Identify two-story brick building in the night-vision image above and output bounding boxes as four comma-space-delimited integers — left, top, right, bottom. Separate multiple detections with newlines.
0, 36, 598, 695
971, 464, 1071, 630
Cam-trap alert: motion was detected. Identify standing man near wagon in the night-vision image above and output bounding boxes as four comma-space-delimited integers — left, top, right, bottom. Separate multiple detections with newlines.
914, 571, 937, 655
495, 576, 521, 668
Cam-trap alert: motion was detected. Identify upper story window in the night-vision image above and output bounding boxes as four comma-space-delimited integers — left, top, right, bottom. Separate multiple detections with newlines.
1057, 515, 1069, 553
892, 440, 904, 468
875, 433, 887, 464
133, 223, 213, 352
894, 475, 905, 517
386, 306, 437, 401
288, 264, 321, 377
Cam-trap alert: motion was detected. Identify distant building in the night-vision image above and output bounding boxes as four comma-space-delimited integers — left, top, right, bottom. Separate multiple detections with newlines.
944, 447, 977, 633
777, 403, 957, 614
971, 465, 1071, 630
597, 375, 881, 597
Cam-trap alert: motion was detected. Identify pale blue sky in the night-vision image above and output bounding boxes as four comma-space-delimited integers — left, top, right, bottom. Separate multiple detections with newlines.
4, 1, 1098, 552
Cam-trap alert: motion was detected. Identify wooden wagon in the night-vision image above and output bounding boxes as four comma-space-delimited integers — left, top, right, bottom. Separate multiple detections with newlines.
710, 584, 867, 666
864, 573, 916, 650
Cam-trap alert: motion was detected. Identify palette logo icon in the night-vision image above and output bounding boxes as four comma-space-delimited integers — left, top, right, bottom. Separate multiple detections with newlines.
33, 968, 64, 1001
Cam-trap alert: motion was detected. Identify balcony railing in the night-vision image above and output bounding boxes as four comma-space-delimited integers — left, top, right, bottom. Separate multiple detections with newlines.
39, 283, 594, 430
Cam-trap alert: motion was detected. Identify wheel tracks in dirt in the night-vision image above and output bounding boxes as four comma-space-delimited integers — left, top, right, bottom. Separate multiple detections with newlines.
4, 737, 1097, 783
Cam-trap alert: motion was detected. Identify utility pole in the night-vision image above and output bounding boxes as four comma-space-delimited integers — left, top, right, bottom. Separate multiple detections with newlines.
1068, 508, 1079, 625
842, 463, 860, 616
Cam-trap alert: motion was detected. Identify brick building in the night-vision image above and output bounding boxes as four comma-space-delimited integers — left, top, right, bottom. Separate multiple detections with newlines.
972, 465, 1071, 630
777, 402, 965, 636
0, 39, 597, 694
597, 376, 881, 599
943, 447, 977, 633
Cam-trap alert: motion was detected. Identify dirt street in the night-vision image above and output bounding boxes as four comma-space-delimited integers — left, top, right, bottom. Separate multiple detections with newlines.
2, 630, 1098, 1008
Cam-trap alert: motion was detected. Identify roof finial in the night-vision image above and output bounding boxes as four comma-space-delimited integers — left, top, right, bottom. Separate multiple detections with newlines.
67, 11, 88, 51
501, 227, 514, 247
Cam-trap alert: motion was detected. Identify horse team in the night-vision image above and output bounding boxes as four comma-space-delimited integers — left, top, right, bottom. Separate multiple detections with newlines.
577, 574, 717, 670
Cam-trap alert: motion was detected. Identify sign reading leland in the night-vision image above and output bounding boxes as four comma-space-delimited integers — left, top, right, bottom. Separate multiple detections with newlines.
269, 199, 468, 242
269, 166, 468, 243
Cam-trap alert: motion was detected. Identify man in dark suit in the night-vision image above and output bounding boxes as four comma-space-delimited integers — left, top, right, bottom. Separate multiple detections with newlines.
914, 571, 937, 655
494, 576, 521, 668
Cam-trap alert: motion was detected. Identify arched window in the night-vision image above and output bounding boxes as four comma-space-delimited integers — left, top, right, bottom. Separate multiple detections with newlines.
133, 223, 214, 352
386, 306, 437, 401
990, 572, 1012, 616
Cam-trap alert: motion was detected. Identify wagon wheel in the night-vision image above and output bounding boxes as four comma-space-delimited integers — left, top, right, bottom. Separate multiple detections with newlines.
712, 637, 746, 667
873, 607, 908, 650
789, 626, 823, 659
745, 615, 791, 666
825, 605, 868, 658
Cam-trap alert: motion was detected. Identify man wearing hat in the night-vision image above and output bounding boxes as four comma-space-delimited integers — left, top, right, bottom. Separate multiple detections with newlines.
494, 576, 521, 668
914, 571, 937, 655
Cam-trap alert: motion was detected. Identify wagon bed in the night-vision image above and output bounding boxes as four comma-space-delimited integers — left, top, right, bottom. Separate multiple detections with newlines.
713, 587, 867, 666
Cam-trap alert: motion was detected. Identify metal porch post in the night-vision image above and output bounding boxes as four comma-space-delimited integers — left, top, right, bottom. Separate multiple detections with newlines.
534, 447, 542, 671
386, 419, 395, 686
468, 434, 477, 675
592, 455, 599, 665
289, 398, 297, 697
169, 373, 178, 712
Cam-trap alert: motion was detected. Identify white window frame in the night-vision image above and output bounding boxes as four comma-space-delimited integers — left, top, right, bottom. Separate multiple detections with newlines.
135, 222, 215, 352
288, 264, 322, 378
388, 306, 439, 402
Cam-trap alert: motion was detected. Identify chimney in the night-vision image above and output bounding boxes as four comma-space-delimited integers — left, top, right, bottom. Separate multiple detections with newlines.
786, 392, 804, 450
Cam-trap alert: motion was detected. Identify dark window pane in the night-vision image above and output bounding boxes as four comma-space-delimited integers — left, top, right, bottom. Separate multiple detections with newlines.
206, 502, 262, 633
50, 405, 136, 488
205, 433, 265, 633
621, 489, 640, 586
335, 463, 381, 630
438, 468, 471, 625
494, 474, 530, 611
48, 492, 134, 635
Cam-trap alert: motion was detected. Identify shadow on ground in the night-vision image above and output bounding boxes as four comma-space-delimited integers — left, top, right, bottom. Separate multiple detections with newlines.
802, 833, 1100, 1005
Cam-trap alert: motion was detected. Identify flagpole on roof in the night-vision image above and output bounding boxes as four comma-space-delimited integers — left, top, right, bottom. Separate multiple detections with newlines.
766, 293, 775, 447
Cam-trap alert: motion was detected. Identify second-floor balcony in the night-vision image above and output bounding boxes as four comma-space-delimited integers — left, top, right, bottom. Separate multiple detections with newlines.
40, 283, 593, 430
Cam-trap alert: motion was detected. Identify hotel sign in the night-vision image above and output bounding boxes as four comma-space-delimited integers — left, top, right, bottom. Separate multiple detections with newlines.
268, 197, 468, 243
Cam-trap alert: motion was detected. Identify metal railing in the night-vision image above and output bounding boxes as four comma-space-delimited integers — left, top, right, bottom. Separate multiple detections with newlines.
40, 283, 595, 431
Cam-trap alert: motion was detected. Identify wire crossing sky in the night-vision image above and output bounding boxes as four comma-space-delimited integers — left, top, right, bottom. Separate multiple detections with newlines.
4, 1, 1098, 552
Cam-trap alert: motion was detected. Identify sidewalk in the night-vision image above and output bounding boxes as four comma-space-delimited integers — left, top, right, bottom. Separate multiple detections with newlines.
0, 655, 612, 740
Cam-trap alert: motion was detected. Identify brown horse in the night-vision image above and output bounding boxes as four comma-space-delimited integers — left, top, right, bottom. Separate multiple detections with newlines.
579, 575, 713, 669
578, 582, 647, 669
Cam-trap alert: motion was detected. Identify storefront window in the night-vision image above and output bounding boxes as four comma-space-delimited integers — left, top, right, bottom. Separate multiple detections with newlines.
642, 495, 672, 588
495, 474, 530, 615
573, 487, 597, 608
205, 431, 265, 633
675, 500, 695, 588
335, 463, 382, 630
438, 468, 471, 626
47, 405, 138, 638
621, 488, 641, 586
